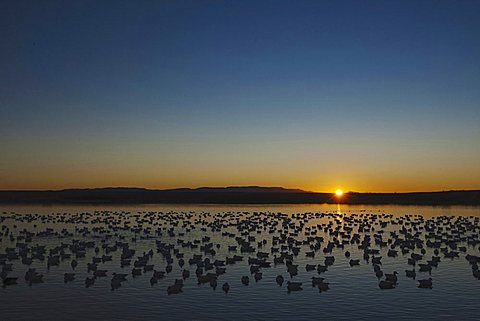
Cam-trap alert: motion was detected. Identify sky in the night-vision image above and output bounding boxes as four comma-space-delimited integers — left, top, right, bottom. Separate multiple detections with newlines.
1, 0, 479, 192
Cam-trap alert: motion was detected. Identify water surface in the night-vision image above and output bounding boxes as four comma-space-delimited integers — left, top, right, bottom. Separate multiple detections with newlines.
1, 204, 479, 321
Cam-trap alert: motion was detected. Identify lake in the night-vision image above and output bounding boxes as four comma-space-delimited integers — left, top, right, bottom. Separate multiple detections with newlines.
1, 204, 479, 321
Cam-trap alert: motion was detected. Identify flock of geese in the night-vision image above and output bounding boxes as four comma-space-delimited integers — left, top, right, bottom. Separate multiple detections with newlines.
1, 210, 479, 295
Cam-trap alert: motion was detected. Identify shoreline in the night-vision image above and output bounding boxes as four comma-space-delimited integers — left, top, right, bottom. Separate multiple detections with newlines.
1, 189, 479, 206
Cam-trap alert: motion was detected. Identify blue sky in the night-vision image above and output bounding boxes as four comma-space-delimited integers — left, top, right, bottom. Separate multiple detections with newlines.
1, 0, 479, 191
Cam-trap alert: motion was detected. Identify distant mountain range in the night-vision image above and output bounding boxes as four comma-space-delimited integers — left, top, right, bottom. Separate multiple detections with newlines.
0, 187, 479, 205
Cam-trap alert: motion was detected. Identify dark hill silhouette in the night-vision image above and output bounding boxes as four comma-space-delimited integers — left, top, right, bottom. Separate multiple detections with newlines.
0, 187, 479, 205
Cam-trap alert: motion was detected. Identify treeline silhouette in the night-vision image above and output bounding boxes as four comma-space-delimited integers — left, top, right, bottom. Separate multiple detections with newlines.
0, 187, 479, 205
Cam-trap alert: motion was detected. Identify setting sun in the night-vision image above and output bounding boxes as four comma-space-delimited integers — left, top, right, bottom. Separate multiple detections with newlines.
335, 189, 343, 196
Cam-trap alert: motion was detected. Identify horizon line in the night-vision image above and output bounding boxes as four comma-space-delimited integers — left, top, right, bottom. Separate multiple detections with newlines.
1, 185, 479, 194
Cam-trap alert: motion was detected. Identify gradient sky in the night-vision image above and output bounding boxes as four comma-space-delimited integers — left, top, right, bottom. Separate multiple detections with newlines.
1, 0, 479, 192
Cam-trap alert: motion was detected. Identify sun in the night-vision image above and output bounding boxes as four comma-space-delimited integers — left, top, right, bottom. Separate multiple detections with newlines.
335, 189, 343, 196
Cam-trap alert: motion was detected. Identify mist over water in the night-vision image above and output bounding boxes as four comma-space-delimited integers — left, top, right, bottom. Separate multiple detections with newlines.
1, 204, 479, 321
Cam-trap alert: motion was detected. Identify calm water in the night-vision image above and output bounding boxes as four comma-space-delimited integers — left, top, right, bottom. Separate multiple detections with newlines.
1, 204, 479, 321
